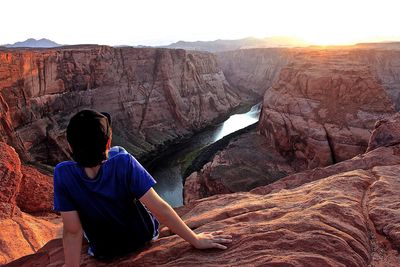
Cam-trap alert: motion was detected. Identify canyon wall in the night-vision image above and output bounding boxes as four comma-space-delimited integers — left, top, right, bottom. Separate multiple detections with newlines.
0, 46, 241, 165
185, 48, 400, 202
217, 48, 292, 102
259, 48, 397, 171
354, 49, 400, 110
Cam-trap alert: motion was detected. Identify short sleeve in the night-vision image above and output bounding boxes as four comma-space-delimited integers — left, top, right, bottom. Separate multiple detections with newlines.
53, 166, 76, 212
108, 146, 128, 158
125, 154, 157, 199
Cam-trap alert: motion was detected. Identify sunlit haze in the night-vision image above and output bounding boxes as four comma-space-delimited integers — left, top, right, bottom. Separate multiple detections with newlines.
1, 0, 400, 46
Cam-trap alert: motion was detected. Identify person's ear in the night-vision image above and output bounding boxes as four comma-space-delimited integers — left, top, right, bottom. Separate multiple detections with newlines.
106, 136, 112, 150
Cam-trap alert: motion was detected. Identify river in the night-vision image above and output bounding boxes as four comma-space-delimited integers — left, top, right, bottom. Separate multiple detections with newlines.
150, 103, 262, 207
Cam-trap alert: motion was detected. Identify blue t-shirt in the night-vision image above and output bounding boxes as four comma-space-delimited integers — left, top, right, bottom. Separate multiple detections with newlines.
53, 146, 158, 258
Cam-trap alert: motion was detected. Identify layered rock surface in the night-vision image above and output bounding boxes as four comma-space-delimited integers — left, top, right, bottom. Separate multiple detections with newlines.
8, 130, 400, 266
185, 48, 400, 202
184, 130, 294, 203
217, 48, 292, 102
0, 142, 60, 265
259, 49, 397, 171
4, 46, 400, 266
0, 46, 241, 165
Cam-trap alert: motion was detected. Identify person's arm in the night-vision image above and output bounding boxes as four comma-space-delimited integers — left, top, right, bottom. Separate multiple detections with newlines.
140, 188, 232, 249
61, 211, 83, 267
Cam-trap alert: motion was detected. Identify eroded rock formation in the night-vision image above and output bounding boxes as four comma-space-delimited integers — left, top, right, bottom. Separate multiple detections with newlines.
0, 142, 22, 219
0, 46, 241, 166
0, 142, 60, 265
3, 46, 400, 266
184, 130, 294, 203
259, 49, 397, 171
16, 165, 54, 213
185, 48, 400, 203
217, 48, 292, 102
8, 114, 400, 266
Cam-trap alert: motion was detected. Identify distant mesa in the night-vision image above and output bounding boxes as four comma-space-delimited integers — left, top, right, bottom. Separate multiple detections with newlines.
2, 38, 61, 48
355, 41, 400, 49
161, 36, 309, 52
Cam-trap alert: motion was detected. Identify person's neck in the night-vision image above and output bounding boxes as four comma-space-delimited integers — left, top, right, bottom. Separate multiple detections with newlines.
84, 165, 101, 179
82, 149, 109, 179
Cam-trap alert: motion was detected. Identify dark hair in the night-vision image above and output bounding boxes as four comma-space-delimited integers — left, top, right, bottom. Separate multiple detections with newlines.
66, 109, 112, 167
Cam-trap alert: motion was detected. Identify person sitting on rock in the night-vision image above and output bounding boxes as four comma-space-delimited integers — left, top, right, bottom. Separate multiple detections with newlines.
53, 109, 232, 266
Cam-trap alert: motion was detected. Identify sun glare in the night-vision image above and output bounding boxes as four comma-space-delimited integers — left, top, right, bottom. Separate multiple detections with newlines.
302, 34, 362, 46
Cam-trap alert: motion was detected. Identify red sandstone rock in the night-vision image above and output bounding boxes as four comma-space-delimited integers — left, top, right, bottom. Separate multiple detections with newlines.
218, 48, 400, 172
367, 113, 400, 152
259, 49, 397, 171
16, 165, 53, 213
0, 142, 22, 219
8, 168, 400, 266
368, 165, 400, 249
217, 48, 291, 102
252, 112, 400, 196
184, 130, 294, 203
184, 48, 400, 204
4, 46, 400, 266
0, 46, 241, 165
0, 213, 61, 265
10, 113, 400, 265
0, 142, 60, 265
251, 144, 400, 195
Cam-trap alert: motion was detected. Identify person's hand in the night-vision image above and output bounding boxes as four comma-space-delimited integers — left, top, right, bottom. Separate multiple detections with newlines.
192, 230, 232, 250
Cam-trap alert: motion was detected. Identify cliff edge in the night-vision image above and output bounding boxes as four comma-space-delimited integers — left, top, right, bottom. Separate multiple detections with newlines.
6, 114, 400, 266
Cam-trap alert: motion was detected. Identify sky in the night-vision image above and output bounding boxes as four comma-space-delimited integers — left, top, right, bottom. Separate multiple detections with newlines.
1, 0, 400, 46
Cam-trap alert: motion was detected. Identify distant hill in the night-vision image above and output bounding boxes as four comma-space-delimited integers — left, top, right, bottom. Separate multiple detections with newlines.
355, 42, 400, 50
161, 36, 308, 52
3, 38, 61, 48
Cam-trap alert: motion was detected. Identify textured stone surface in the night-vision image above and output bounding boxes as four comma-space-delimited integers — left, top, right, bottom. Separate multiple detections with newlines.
0, 142, 60, 265
369, 165, 400, 249
4, 46, 400, 266
8, 167, 400, 266
0, 46, 242, 165
185, 49, 400, 203
217, 48, 291, 102
10, 112, 400, 265
259, 49, 396, 171
16, 165, 53, 213
367, 113, 400, 152
184, 130, 294, 203
251, 144, 400, 196
251, 112, 400, 196
0, 213, 61, 265
0, 142, 22, 219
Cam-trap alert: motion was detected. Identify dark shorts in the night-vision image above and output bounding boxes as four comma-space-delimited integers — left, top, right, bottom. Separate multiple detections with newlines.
85, 212, 160, 257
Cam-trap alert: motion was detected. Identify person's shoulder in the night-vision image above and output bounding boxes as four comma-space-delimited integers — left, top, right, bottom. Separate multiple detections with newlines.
108, 146, 129, 159
108, 146, 133, 163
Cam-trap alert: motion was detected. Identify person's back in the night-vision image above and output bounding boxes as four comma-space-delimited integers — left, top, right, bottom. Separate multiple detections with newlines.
54, 146, 159, 259
54, 109, 232, 267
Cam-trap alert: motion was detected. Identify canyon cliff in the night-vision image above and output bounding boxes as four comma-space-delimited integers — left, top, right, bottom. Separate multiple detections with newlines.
185, 48, 400, 202
217, 48, 292, 102
2, 45, 400, 266
0, 46, 241, 166
7, 114, 400, 266
0, 142, 60, 264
